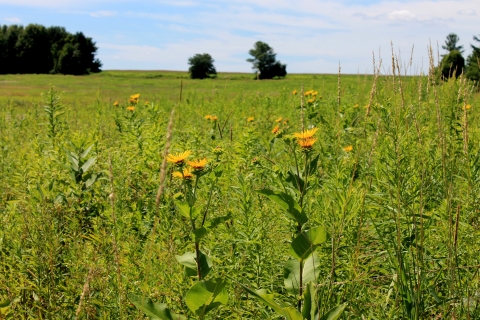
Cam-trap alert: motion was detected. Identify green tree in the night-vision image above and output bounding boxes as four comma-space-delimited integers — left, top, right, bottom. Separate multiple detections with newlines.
439, 50, 465, 79
247, 41, 286, 79
442, 33, 464, 53
466, 35, 480, 81
15, 24, 52, 74
188, 53, 217, 79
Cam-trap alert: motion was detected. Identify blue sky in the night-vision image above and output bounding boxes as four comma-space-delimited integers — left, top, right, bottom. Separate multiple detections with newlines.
1, 0, 479, 74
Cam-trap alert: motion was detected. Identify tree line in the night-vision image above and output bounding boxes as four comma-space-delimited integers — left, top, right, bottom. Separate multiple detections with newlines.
439, 33, 480, 81
0, 24, 102, 75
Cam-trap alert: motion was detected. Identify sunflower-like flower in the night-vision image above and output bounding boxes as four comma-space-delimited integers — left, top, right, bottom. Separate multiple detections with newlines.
167, 150, 192, 165
272, 125, 280, 135
187, 158, 208, 171
343, 145, 353, 152
294, 127, 319, 151
172, 168, 194, 180
463, 104, 472, 110
275, 117, 283, 123
129, 93, 140, 104
127, 106, 135, 111
114, 101, 119, 107
298, 137, 317, 150
307, 98, 315, 103
293, 127, 318, 140
205, 115, 212, 120
247, 117, 255, 122
292, 90, 297, 95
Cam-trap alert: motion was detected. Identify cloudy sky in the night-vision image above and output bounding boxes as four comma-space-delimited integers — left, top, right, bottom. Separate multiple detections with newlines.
1, 0, 479, 74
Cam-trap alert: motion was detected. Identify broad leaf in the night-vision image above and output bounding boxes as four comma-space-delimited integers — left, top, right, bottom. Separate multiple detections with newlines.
80, 157, 96, 173
320, 303, 347, 320
175, 251, 211, 278
257, 189, 308, 225
185, 278, 228, 317
284, 252, 321, 293
283, 306, 304, 320
302, 282, 317, 320
237, 285, 284, 315
204, 213, 232, 230
174, 201, 191, 219
80, 144, 94, 159
290, 226, 327, 260
192, 227, 207, 242
127, 293, 186, 320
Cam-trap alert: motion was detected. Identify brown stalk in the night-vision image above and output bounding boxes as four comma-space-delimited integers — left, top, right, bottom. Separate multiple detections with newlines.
155, 108, 175, 207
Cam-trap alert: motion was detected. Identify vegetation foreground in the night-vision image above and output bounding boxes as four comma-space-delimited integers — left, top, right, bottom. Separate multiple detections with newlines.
1, 64, 480, 319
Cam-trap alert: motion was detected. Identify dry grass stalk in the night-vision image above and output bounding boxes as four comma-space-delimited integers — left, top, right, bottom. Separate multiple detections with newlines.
75, 263, 97, 320
366, 53, 381, 117
391, 41, 397, 95
300, 83, 305, 131
337, 63, 341, 108
155, 108, 175, 207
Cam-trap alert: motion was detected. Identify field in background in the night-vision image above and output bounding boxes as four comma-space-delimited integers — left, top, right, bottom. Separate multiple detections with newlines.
1, 69, 480, 319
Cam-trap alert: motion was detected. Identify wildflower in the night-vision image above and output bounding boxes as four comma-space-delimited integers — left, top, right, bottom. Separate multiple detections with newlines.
211, 115, 218, 121
304, 90, 314, 96
205, 115, 212, 120
312, 91, 318, 96
272, 125, 280, 135
145, 101, 149, 106
298, 137, 317, 150
187, 158, 208, 171
172, 168, 194, 180
129, 93, 140, 104
247, 117, 254, 122
127, 106, 135, 111
343, 145, 353, 152
307, 98, 315, 103
167, 150, 192, 165
292, 90, 297, 95
294, 127, 318, 140
463, 104, 472, 110
275, 117, 283, 123
353, 104, 359, 108
212, 146, 224, 156
283, 118, 289, 125
113, 101, 119, 107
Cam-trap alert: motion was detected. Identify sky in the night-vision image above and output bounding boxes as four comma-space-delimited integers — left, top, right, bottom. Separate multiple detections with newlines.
1, 0, 479, 74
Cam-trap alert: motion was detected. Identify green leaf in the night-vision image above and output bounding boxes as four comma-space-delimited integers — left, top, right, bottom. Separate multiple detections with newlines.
0, 299, 10, 308
306, 154, 320, 176
67, 152, 79, 171
174, 201, 191, 219
80, 144, 94, 159
204, 213, 232, 230
192, 227, 207, 242
290, 226, 327, 260
127, 293, 186, 320
302, 282, 317, 320
320, 303, 347, 320
283, 306, 304, 320
257, 189, 308, 225
185, 278, 228, 317
175, 251, 211, 278
238, 285, 284, 315
81, 157, 96, 174
85, 173, 98, 188
284, 252, 321, 293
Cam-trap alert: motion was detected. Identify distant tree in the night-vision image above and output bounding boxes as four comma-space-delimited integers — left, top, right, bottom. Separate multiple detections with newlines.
442, 33, 464, 53
188, 53, 216, 79
0, 23, 101, 75
247, 41, 286, 79
439, 50, 465, 79
466, 35, 480, 81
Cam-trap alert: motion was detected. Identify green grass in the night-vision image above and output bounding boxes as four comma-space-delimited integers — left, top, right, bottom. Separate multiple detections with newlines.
1, 69, 480, 319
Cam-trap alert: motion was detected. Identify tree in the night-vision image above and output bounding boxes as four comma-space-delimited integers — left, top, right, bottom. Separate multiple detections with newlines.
442, 33, 464, 53
439, 50, 464, 79
466, 35, 480, 81
247, 41, 286, 79
188, 53, 216, 79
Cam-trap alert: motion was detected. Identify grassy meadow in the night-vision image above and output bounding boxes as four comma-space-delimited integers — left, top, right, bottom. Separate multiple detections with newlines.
1, 66, 480, 319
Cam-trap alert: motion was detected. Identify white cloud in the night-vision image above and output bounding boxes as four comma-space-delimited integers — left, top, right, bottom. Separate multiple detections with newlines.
457, 8, 476, 16
90, 10, 116, 17
388, 10, 416, 21
4, 17, 22, 23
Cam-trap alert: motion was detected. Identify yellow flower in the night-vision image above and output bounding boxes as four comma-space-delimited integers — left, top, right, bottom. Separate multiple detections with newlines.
463, 104, 472, 110
293, 127, 318, 140
129, 93, 140, 104
166, 150, 192, 165
187, 158, 208, 171
211, 115, 218, 121
205, 115, 212, 120
272, 125, 280, 135
353, 104, 359, 108
127, 106, 135, 111
298, 137, 317, 150
307, 98, 315, 103
343, 145, 353, 152
113, 101, 119, 107
304, 90, 314, 96
275, 117, 283, 123
312, 91, 318, 96
247, 117, 255, 122
145, 101, 149, 106
172, 168, 194, 180
292, 90, 297, 95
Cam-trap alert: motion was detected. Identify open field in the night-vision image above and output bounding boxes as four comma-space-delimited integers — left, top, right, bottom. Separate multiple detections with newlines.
1, 69, 480, 319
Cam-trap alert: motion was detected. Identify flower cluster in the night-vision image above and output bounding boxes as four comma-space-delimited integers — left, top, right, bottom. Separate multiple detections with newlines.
167, 150, 209, 180
294, 127, 318, 151
129, 93, 140, 105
